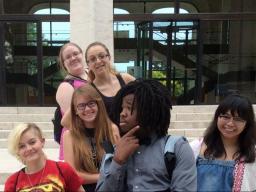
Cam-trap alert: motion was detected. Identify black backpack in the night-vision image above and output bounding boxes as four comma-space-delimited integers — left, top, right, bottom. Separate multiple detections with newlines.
52, 79, 75, 144
52, 104, 63, 144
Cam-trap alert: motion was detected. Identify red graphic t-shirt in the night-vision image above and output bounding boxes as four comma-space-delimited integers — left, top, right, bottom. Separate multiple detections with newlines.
4, 159, 82, 192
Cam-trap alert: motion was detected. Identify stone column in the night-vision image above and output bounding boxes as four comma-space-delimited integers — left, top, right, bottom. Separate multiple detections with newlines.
70, 0, 114, 61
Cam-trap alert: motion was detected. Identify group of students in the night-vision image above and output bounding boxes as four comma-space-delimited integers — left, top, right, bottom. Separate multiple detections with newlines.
4, 41, 256, 192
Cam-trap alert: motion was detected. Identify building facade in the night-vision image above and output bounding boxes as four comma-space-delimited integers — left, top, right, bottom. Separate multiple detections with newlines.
0, 0, 256, 106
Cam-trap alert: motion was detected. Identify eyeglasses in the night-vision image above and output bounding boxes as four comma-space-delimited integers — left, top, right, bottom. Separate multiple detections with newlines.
77, 100, 97, 111
64, 51, 81, 63
87, 53, 109, 64
219, 114, 246, 126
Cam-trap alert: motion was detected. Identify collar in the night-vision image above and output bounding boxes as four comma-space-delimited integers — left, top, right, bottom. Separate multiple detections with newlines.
139, 137, 151, 146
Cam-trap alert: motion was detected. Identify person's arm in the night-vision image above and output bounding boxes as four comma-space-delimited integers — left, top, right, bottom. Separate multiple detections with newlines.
111, 122, 120, 143
61, 108, 72, 129
56, 82, 74, 113
4, 173, 17, 192
120, 73, 135, 84
96, 153, 127, 192
170, 138, 197, 192
96, 126, 140, 191
63, 130, 99, 184
58, 161, 85, 192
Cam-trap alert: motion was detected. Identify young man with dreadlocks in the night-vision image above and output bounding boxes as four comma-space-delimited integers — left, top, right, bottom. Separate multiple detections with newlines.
96, 79, 197, 191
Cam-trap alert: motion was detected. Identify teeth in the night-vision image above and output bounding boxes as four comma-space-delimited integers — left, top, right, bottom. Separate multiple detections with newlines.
225, 129, 234, 132
96, 65, 104, 69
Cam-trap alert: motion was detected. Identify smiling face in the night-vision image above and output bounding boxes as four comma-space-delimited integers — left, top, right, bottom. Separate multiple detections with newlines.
119, 94, 138, 136
62, 44, 84, 76
75, 94, 99, 128
17, 129, 45, 164
217, 110, 246, 142
86, 45, 111, 76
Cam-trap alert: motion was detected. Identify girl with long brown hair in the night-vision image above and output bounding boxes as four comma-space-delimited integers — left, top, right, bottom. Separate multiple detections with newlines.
63, 83, 119, 192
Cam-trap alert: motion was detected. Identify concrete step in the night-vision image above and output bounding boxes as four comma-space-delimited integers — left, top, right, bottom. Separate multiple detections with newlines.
0, 138, 59, 148
0, 129, 53, 139
170, 120, 211, 129
172, 105, 217, 113
0, 107, 55, 114
0, 114, 53, 122
173, 113, 214, 121
0, 122, 53, 130
169, 128, 206, 138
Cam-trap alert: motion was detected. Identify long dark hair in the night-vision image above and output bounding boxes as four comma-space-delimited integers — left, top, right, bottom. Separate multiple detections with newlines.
204, 94, 256, 162
111, 79, 172, 138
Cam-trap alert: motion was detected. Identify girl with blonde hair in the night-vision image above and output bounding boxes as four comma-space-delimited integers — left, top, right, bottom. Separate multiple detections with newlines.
5, 123, 84, 192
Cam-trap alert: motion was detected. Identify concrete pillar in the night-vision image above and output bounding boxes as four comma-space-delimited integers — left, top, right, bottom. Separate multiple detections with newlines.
70, 0, 114, 61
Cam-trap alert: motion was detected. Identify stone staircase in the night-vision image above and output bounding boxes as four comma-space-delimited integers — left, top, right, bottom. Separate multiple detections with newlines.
0, 105, 219, 190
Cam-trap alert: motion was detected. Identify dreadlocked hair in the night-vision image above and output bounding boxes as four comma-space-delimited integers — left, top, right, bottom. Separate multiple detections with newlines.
111, 79, 172, 138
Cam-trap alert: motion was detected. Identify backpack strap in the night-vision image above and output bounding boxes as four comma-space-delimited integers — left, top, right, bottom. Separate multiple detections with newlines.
164, 135, 182, 181
63, 78, 75, 86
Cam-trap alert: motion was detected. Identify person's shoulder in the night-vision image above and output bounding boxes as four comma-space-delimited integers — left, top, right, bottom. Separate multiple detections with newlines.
5, 170, 22, 185
173, 136, 192, 153
55, 160, 72, 169
57, 81, 74, 90
120, 73, 135, 83
173, 136, 188, 145
56, 81, 75, 100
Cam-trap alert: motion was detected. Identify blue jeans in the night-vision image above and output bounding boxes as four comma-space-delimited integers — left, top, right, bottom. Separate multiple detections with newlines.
197, 156, 235, 192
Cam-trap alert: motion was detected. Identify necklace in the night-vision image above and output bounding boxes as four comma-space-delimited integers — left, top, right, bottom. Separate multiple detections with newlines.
25, 163, 46, 190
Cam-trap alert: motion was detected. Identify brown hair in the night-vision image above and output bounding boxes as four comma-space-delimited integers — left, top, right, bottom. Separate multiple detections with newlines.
70, 84, 115, 173
85, 41, 116, 81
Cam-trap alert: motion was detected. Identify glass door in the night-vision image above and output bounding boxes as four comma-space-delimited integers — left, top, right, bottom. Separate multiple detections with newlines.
137, 20, 200, 104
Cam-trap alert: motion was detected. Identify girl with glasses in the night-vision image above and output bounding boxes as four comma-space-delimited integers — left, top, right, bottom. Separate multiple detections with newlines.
85, 41, 135, 118
62, 84, 120, 192
4, 123, 84, 192
190, 94, 256, 191
56, 42, 88, 160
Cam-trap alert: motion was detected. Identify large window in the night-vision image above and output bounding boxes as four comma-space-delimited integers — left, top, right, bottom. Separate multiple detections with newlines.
114, 8, 135, 38
27, 8, 70, 46
152, 8, 193, 45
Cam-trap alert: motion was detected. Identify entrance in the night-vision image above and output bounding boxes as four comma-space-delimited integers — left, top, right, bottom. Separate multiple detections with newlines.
136, 20, 202, 104
0, 16, 68, 106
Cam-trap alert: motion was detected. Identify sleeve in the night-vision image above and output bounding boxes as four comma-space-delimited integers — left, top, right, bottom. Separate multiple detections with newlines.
170, 138, 197, 192
59, 162, 82, 191
189, 138, 203, 159
4, 172, 18, 192
96, 153, 127, 191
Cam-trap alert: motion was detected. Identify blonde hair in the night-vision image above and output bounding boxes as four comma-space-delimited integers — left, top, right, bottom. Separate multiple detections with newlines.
58, 42, 83, 72
8, 123, 44, 162
70, 84, 115, 173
